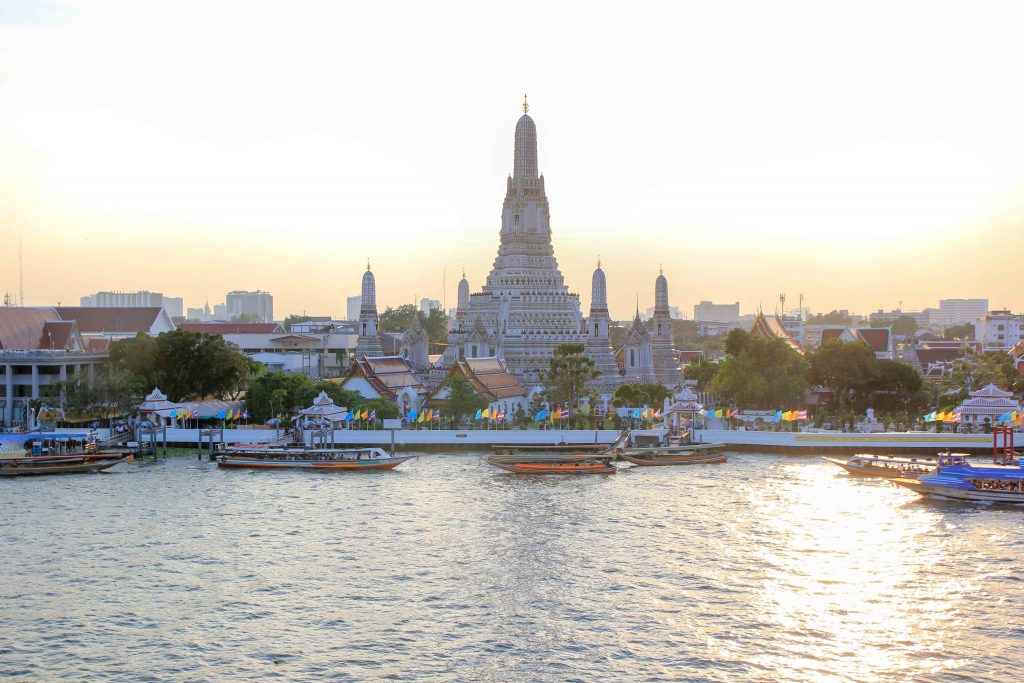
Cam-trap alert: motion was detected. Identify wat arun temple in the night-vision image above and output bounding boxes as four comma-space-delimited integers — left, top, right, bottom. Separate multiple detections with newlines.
357, 99, 682, 402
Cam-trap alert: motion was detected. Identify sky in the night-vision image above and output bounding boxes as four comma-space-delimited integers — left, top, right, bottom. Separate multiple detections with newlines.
2, 0, 1024, 321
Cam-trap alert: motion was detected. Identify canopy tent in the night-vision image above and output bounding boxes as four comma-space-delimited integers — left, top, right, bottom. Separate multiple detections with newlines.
298, 391, 348, 422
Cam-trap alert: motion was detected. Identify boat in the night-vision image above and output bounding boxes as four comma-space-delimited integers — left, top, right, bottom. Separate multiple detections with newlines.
485, 453, 616, 474
215, 447, 415, 471
823, 454, 937, 479
0, 453, 133, 476
617, 450, 727, 466
891, 454, 1024, 503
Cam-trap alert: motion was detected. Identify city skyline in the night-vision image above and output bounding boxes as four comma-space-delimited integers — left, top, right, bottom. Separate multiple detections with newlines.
3, 2, 1024, 320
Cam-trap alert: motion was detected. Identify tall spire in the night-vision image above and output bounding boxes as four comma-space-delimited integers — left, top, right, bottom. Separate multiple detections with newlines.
514, 100, 538, 181
523, 93, 529, 114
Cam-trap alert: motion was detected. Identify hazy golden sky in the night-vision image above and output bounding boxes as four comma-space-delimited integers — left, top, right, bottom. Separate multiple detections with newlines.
2, 1, 1024, 320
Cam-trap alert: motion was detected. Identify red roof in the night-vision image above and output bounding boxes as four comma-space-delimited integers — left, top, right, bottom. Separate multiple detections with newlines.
54, 307, 165, 334
0, 307, 59, 350
178, 322, 283, 334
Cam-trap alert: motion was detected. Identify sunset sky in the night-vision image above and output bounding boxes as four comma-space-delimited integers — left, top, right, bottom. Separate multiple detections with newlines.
2, 1, 1023, 321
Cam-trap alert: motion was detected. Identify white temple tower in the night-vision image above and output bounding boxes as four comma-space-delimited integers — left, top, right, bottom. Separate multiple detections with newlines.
584, 259, 622, 394
356, 262, 383, 358
440, 97, 585, 386
651, 268, 681, 385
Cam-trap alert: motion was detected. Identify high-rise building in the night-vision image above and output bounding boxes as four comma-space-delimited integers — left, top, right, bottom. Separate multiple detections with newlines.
693, 301, 740, 324
939, 299, 989, 325
346, 296, 362, 322
80, 290, 183, 319
419, 298, 442, 316
225, 290, 273, 323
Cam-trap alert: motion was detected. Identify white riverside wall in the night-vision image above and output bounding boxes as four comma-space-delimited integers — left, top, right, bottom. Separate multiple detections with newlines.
127, 428, 620, 448
694, 429, 1007, 453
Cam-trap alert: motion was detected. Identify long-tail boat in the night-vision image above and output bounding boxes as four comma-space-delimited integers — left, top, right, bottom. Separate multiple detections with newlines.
823, 454, 937, 479
485, 453, 616, 474
617, 450, 727, 466
216, 447, 414, 471
0, 453, 132, 476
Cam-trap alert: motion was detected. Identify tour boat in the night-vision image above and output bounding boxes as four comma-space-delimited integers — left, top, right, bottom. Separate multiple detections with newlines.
485, 453, 616, 474
823, 454, 937, 479
617, 450, 727, 466
215, 447, 414, 471
0, 453, 133, 476
891, 454, 1024, 503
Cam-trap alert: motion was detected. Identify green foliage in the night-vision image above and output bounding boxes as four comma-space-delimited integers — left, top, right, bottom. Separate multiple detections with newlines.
683, 358, 720, 391
807, 339, 877, 409
890, 316, 918, 337
230, 313, 262, 323
711, 336, 807, 409
109, 330, 261, 402
943, 323, 975, 341
244, 372, 398, 422
805, 310, 853, 325
866, 360, 930, 413
56, 370, 139, 420
544, 343, 600, 409
939, 351, 1018, 408
378, 304, 449, 352
441, 375, 488, 421
613, 383, 670, 407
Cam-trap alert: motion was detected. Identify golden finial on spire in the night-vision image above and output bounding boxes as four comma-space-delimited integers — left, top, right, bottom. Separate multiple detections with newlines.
523, 94, 529, 114
659, 263, 663, 275
597, 255, 601, 269
367, 259, 371, 272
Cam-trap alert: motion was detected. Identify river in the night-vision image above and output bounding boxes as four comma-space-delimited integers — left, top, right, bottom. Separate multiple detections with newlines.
1, 453, 1022, 682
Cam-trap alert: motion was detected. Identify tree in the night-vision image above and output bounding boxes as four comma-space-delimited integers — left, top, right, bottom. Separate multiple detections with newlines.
868, 360, 929, 413
684, 358, 719, 391
891, 316, 918, 337
613, 383, 671, 407
711, 336, 807, 409
378, 304, 419, 333
244, 372, 394, 422
805, 310, 853, 325
939, 351, 1018, 408
944, 323, 975, 341
441, 375, 487, 422
230, 312, 262, 323
807, 340, 878, 409
544, 343, 599, 409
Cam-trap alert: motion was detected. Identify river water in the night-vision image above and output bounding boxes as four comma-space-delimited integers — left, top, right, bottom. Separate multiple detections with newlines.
1, 453, 1022, 682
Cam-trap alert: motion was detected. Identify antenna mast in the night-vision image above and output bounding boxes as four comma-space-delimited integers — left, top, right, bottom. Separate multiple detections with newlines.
18, 239, 24, 306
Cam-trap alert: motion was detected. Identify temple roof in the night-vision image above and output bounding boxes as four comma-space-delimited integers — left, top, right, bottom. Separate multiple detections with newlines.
820, 327, 891, 354
345, 355, 429, 400
433, 356, 527, 403
179, 322, 284, 334
750, 312, 802, 353
54, 306, 168, 335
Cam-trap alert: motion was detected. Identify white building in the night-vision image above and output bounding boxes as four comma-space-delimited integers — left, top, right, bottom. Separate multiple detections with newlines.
225, 290, 273, 323
940, 298, 988, 325
693, 301, 740, 324
346, 296, 362, 322
81, 290, 183, 320
419, 298, 442, 316
975, 310, 1024, 351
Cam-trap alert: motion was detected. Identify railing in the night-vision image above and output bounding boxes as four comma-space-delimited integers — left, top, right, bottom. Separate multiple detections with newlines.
0, 351, 108, 362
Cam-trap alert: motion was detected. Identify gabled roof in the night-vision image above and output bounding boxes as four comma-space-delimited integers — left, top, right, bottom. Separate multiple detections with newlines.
178, 322, 284, 334
455, 357, 526, 401
40, 321, 79, 351
345, 355, 429, 400
820, 327, 891, 354
54, 307, 168, 334
0, 307, 60, 350
751, 312, 802, 352
969, 383, 1013, 399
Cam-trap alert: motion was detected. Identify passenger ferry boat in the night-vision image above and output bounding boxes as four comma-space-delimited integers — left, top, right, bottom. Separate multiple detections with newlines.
215, 447, 414, 471
823, 454, 937, 479
485, 454, 616, 475
892, 454, 1024, 503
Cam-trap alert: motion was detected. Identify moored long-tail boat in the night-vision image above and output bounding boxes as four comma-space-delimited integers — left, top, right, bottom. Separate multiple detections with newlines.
616, 441, 726, 459
216, 447, 414, 471
617, 451, 727, 466
0, 454, 132, 476
485, 454, 616, 474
